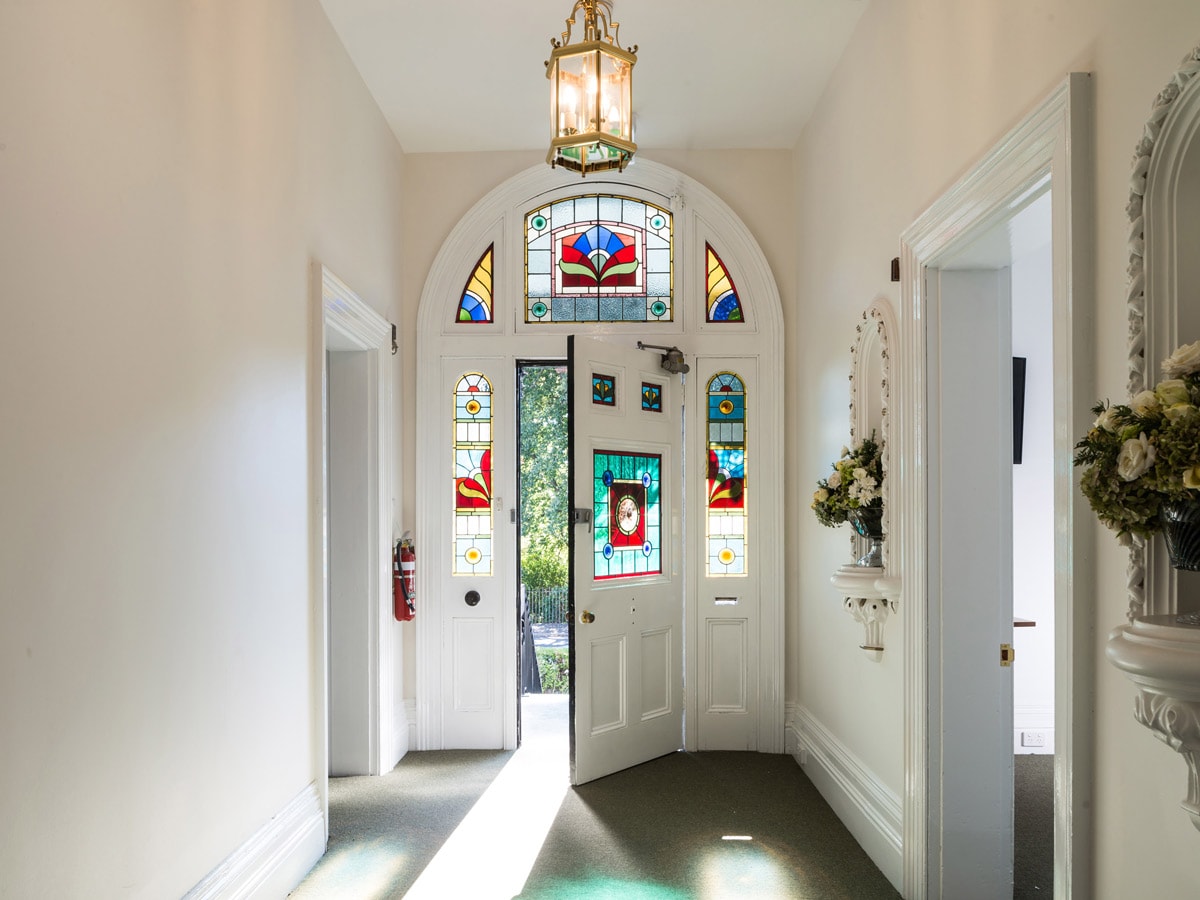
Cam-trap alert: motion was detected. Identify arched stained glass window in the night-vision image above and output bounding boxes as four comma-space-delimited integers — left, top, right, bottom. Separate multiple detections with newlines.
454, 373, 493, 574
456, 245, 494, 323
525, 195, 673, 323
705, 244, 744, 323
707, 372, 746, 575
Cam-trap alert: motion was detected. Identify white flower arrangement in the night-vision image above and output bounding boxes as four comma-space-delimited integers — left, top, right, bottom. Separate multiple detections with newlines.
811, 434, 883, 528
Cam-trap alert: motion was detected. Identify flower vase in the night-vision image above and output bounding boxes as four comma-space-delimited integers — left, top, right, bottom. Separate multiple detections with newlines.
849, 506, 884, 568
1162, 499, 1200, 572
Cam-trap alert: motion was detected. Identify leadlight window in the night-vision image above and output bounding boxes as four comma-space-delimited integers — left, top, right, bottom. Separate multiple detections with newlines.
453, 373, 493, 574
593, 450, 662, 580
525, 195, 673, 323
707, 373, 746, 575
705, 243, 744, 323
456, 245, 494, 323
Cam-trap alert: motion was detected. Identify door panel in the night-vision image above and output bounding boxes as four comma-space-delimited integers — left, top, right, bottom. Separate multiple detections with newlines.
934, 269, 1014, 898
569, 335, 684, 784
440, 358, 510, 750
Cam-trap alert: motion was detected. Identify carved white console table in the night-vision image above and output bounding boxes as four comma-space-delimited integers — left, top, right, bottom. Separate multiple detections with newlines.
1107, 615, 1200, 831
831, 566, 900, 659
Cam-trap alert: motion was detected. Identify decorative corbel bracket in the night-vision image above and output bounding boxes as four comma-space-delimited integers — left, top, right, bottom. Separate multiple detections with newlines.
831, 566, 900, 659
1107, 615, 1200, 831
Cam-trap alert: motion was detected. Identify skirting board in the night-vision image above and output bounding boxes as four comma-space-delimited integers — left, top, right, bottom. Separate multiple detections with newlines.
787, 704, 903, 891
183, 782, 326, 900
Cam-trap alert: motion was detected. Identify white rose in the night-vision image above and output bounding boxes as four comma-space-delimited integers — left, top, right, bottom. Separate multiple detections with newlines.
1161, 340, 1200, 378
1129, 390, 1160, 416
1094, 406, 1120, 432
852, 467, 868, 482
1116, 432, 1156, 481
814, 488, 830, 503
1164, 403, 1196, 422
1155, 378, 1190, 407
828, 470, 841, 488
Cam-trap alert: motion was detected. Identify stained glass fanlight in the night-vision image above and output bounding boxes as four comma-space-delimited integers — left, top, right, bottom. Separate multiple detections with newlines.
454, 373, 493, 574
707, 373, 747, 575
545, 0, 637, 176
525, 194, 672, 323
456, 245, 494, 324
705, 243, 744, 323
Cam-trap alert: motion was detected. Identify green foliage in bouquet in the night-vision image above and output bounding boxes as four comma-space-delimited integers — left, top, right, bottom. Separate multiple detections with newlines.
811, 433, 884, 528
1074, 340, 1200, 544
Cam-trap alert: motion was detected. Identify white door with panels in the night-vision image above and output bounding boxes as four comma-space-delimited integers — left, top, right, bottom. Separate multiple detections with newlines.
568, 335, 684, 784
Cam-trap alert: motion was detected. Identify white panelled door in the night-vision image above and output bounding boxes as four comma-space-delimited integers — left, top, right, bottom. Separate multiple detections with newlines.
569, 335, 684, 785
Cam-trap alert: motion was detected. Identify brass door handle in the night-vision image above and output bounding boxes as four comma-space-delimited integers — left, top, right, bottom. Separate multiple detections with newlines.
581, 610, 595, 624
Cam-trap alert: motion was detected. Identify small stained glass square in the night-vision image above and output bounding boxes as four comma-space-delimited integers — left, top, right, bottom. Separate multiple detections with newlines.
593, 373, 616, 406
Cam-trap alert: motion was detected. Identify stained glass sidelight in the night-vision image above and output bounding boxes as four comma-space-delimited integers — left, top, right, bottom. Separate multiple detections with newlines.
593, 450, 662, 580
707, 373, 747, 575
525, 195, 673, 323
456, 245, 494, 323
705, 243, 744, 323
453, 373, 493, 574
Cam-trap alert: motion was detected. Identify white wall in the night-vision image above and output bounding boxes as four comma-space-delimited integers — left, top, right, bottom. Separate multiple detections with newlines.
0, 2, 404, 896
791, 1, 1200, 895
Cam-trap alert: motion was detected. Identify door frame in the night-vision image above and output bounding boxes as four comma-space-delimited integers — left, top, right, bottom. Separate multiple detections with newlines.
415, 160, 785, 755
897, 75, 1094, 898
310, 264, 401, 815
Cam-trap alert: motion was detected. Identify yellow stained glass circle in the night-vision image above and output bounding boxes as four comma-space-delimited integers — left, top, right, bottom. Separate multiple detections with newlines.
465, 399, 482, 415
719, 399, 735, 415
718, 547, 736, 566
464, 547, 483, 565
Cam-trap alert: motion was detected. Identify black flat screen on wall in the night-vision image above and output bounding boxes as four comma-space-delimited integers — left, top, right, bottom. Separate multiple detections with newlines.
1013, 356, 1027, 465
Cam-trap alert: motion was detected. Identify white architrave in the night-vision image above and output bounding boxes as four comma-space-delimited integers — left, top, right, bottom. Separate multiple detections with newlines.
1125, 43, 1200, 620
898, 75, 1093, 899
311, 264, 399, 812
415, 160, 785, 755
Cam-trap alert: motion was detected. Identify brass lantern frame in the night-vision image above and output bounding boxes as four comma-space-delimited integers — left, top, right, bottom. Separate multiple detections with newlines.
545, 0, 638, 176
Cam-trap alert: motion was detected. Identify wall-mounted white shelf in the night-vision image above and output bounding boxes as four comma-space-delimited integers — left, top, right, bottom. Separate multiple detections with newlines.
1106, 615, 1200, 831
831, 565, 900, 659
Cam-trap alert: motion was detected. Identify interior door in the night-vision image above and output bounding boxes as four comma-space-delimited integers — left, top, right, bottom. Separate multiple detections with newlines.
933, 268, 1014, 897
568, 335, 683, 785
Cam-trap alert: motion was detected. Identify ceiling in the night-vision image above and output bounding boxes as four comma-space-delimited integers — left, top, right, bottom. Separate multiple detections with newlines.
317, 0, 869, 154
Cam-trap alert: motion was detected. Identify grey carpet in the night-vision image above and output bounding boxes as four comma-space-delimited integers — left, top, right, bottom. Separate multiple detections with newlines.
1013, 753, 1054, 897
516, 750, 899, 900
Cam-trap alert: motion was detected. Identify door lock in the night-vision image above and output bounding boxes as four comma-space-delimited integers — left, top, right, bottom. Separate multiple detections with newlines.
581, 610, 595, 624
1000, 643, 1015, 667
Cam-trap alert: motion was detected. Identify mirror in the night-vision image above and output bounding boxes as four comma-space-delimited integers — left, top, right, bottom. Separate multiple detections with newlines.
1126, 42, 1200, 619
849, 297, 897, 566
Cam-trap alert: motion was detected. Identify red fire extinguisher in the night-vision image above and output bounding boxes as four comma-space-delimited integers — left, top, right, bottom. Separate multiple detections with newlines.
393, 534, 416, 621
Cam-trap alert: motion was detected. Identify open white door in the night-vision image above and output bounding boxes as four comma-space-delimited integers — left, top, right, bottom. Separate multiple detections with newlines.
932, 268, 1015, 897
568, 335, 684, 785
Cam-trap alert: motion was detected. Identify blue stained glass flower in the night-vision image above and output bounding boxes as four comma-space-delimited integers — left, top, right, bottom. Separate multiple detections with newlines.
642, 472, 652, 488
602, 470, 615, 487
573, 225, 625, 258
642, 541, 653, 556
603, 543, 615, 559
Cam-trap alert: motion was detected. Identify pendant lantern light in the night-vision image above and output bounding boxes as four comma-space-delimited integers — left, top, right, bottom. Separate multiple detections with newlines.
545, 0, 637, 176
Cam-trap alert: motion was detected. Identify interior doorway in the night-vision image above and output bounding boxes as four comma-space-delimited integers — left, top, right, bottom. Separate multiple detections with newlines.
516, 361, 570, 748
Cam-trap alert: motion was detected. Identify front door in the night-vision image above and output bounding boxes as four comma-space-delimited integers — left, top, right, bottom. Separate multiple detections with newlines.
568, 335, 684, 784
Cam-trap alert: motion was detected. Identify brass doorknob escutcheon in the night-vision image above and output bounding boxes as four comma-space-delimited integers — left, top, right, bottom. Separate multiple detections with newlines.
581, 610, 595, 624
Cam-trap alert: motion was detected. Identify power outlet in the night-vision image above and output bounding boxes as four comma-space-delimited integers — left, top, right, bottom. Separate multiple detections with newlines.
1021, 731, 1046, 748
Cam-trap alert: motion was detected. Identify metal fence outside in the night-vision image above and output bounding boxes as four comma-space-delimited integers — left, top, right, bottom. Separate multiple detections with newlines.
525, 586, 569, 623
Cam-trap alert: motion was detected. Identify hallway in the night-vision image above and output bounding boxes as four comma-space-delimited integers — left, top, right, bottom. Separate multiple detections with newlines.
293, 695, 897, 898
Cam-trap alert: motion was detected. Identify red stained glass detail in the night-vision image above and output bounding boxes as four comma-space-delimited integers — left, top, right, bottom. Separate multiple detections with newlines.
455, 449, 492, 510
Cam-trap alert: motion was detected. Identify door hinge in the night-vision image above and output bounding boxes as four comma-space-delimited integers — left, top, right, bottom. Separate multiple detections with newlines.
572, 508, 592, 531
1000, 643, 1015, 667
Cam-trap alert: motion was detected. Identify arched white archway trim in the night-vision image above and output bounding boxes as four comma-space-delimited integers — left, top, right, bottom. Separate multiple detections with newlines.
415, 160, 785, 755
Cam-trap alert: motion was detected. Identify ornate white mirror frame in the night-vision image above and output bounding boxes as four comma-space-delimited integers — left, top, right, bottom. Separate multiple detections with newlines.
1108, 41, 1200, 833
1124, 43, 1200, 621
831, 296, 901, 656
